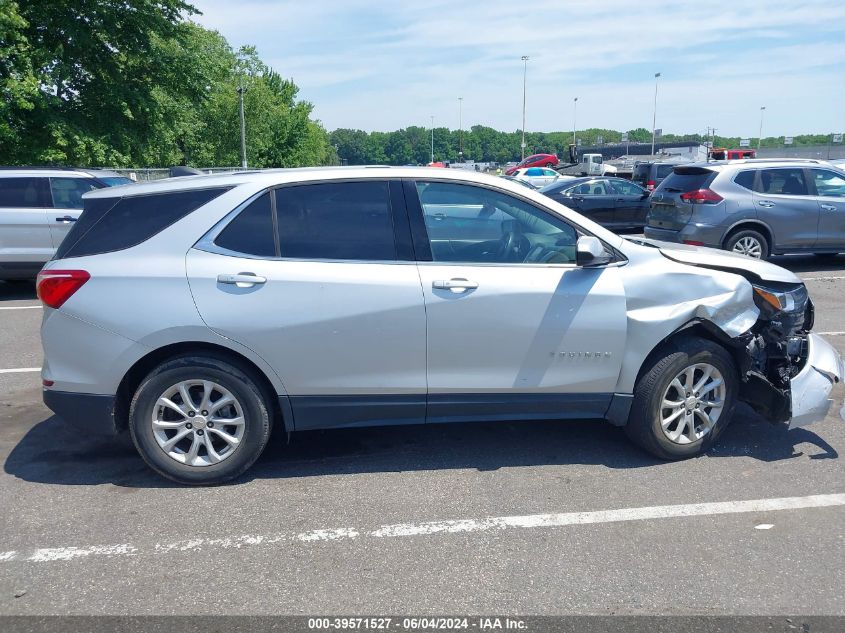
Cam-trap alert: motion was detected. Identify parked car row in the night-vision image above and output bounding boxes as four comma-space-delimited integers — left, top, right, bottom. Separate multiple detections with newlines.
501, 158, 845, 260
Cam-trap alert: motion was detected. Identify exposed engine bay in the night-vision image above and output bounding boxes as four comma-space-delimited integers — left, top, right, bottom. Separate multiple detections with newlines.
736, 281, 813, 423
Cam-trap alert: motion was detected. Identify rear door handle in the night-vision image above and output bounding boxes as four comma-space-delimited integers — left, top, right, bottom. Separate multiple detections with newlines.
217, 273, 266, 287
821, 204, 837, 211
55, 216, 77, 223
758, 200, 775, 208
432, 278, 478, 292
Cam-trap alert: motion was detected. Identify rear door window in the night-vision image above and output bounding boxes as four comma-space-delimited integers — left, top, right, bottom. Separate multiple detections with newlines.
50, 177, 103, 209
755, 168, 808, 196
56, 187, 231, 259
275, 181, 396, 261
0, 177, 52, 208
610, 179, 646, 196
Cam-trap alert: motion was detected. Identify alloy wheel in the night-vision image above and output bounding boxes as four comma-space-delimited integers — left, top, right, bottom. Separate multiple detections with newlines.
732, 236, 763, 258
660, 363, 726, 445
151, 380, 245, 466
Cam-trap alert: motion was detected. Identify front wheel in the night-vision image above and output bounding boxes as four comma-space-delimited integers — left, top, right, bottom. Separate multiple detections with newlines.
625, 337, 738, 460
129, 356, 272, 485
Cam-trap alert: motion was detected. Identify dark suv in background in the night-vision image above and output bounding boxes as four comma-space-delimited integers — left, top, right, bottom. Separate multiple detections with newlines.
632, 161, 677, 191
644, 159, 845, 259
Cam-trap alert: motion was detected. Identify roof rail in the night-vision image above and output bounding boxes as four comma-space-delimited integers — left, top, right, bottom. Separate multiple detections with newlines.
725, 158, 827, 164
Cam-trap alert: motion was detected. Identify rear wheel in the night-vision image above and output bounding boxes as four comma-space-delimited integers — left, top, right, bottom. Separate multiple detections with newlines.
625, 337, 738, 460
129, 356, 272, 485
725, 228, 769, 259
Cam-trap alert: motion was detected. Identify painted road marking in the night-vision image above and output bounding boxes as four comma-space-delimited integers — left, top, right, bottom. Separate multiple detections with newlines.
801, 276, 845, 282
0, 368, 40, 374
0, 305, 41, 310
1, 493, 842, 563
818, 332, 845, 336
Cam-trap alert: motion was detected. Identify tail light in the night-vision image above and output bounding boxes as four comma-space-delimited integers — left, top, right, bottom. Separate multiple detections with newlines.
680, 189, 723, 204
36, 270, 90, 309
683, 240, 706, 246
646, 180, 655, 190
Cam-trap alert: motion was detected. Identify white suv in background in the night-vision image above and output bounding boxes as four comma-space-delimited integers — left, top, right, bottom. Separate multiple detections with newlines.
0, 167, 132, 280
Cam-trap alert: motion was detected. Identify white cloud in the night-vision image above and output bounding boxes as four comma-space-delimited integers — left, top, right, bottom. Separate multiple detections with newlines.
191, 0, 845, 135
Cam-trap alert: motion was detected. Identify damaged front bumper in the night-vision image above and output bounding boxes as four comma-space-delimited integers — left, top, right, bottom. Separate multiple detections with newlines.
789, 333, 845, 429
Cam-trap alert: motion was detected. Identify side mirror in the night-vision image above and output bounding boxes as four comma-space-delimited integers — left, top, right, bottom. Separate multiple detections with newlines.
576, 236, 613, 267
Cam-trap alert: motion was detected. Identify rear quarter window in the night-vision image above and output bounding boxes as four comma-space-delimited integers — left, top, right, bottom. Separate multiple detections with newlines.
56, 187, 231, 259
734, 170, 756, 191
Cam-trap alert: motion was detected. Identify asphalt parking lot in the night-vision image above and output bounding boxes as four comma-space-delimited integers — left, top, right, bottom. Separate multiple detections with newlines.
0, 255, 844, 616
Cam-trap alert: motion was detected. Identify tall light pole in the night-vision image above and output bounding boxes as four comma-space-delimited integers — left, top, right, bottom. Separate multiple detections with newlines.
573, 97, 578, 147
237, 83, 247, 168
521, 55, 529, 160
430, 115, 435, 164
458, 96, 463, 162
758, 106, 766, 151
651, 72, 661, 156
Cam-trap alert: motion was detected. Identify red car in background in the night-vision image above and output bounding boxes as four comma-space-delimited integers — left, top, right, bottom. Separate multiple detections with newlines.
505, 153, 558, 175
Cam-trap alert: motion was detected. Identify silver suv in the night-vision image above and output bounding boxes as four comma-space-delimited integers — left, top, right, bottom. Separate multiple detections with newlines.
38, 168, 843, 484
0, 168, 132, 280
644, 159, 845, 259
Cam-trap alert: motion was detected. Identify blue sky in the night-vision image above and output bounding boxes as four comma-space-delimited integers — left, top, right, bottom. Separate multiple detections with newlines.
191, 0, 845, 137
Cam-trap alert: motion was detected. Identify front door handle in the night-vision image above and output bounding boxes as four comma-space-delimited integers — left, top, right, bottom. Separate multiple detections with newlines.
433, 278, 478, 292
758, 200, 776, 208
821, 204, 837, 211
55, 216, 77, 223
217, 273, 267, 287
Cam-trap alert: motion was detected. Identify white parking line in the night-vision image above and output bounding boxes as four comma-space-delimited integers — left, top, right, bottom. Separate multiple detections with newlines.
1, 493, 842, 563
801, 276, 845, 282
0, 368, 40, 374
0, 305, 41, 310
818, 332, 845, 336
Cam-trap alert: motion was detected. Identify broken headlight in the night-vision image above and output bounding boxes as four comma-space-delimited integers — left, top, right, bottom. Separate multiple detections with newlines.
752, 282, 810, 336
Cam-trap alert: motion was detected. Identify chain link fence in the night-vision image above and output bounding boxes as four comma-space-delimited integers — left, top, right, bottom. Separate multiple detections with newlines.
105, 167, 255, 182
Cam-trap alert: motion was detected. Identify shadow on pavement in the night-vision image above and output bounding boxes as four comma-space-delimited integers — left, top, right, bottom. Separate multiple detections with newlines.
0, 280, 37, 301
3, 403, 836, 488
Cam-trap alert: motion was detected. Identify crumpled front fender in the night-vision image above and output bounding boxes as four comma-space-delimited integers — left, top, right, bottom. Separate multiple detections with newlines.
789, 333, 845, 429
614, 254, 759, 393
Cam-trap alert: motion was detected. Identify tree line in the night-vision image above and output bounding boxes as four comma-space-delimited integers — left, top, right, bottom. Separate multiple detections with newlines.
331, 126, 843, 166
0, 0, 334, 168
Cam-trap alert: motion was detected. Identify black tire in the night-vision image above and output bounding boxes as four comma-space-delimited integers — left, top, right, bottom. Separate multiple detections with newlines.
724, 228, 769, 260
625, 336, 738, 460
129, 356, 272, 485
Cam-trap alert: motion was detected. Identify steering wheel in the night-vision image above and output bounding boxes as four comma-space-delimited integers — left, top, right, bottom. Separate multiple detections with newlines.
497, 231, 530, 262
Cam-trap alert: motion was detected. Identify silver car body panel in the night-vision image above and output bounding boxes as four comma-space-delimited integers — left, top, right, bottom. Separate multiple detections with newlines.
789, 333, 844, 429
40, 167, 842, 432
613, 241, 760, 393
